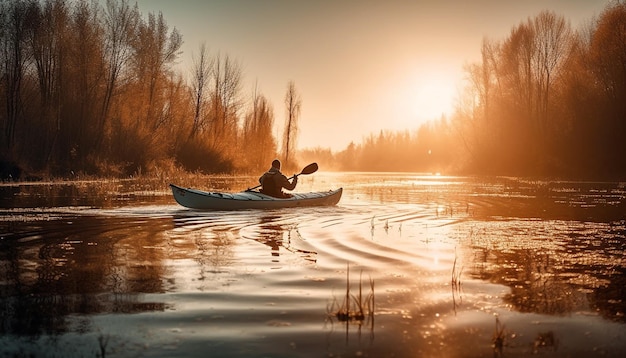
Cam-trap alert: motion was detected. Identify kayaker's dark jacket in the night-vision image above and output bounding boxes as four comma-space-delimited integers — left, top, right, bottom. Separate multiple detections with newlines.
259, 167, 297, 198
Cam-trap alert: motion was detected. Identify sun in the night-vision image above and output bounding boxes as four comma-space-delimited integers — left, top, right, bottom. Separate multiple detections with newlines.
412, 81, 456, 120
401, 70, 459, 125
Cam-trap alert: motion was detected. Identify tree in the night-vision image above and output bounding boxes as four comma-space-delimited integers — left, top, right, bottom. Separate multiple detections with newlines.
568, 1, 626, 178
207, 52, 242, 156
110, 10, 182, 174
282, 80, 300, 168
242, 84, 276, 171
589, 1, 626, 125
458, 11, 574, 176
190, 42, 212, 139
532, 11, 572, 133
0, 0, 270, 177
132, 11, 182, 128
22, 0, 68, 168
99, 0, 138, 149
0, 0, 32, 154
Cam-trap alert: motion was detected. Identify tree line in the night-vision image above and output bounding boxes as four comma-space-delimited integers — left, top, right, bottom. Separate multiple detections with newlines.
0, 0, 301, 179
2, 0, 625, 180
299, 119, 456, 174
457, 2, 626, 179
323, 1, 626, 179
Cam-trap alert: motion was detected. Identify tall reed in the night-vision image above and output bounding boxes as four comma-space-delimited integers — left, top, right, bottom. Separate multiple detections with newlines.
328, 262, 375, 323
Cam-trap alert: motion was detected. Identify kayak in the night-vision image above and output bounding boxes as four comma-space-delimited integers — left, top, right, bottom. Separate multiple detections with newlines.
169, 184, 342, 210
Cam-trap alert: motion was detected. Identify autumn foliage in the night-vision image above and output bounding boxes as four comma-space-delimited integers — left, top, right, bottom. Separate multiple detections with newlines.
0, 0, 277, 178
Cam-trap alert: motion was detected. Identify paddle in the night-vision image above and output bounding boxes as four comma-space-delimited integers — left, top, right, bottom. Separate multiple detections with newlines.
247, 162, 318, 191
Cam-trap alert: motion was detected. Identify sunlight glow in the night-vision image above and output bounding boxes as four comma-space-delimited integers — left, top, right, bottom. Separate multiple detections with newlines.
401, 69, 459, 126
411, 78, 456, 121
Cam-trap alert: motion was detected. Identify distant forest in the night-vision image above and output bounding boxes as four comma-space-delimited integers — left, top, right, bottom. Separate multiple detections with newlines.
1, 0, 625, 180
316, 1, 626, 179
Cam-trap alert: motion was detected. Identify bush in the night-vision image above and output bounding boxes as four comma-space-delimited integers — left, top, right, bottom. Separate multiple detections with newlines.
176, 139, 234, 174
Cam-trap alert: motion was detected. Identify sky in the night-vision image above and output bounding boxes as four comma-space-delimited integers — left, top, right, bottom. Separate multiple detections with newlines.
134, 0, 610, 151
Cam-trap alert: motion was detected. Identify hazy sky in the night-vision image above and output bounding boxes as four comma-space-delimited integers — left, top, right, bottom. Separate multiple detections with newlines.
134, 0, 609, 151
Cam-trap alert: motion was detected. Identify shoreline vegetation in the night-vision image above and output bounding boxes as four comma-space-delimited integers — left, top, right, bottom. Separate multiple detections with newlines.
1, 1, 625, 182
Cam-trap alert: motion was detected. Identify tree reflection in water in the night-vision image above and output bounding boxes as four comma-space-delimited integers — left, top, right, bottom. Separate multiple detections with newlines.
0, 176, 624, 357
0, 214, 171, 336
466, 220, 626, 323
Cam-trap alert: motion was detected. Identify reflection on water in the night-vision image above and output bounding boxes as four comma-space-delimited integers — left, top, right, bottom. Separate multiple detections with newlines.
464, 219, 626, 322
1, 174, 625, 357
1, 214, 172, 337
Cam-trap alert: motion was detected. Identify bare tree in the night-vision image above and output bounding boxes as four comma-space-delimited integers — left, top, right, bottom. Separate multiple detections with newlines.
0, 0, 32, 152
585, 1, 626, 176
282, 80, 301, 167
23, 0, 66, 166
208, 52, 242, 152
190, 42, 212, 139
589, 2, 626, 119
501, 22, 536, 122
133, 11, 182, 128
243, 83, 276, 171
100, 0, 138, 143
458, 10, 575, 175
532, 11, 572, 132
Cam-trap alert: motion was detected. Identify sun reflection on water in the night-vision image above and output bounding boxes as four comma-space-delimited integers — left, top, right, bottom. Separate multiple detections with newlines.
0, 175, 625, 357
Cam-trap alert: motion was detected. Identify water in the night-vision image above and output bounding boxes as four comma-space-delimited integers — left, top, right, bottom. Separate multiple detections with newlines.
1, 173, 625, 357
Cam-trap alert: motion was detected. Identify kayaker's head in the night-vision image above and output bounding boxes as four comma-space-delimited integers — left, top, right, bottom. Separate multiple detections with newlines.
271, 159, 281, 170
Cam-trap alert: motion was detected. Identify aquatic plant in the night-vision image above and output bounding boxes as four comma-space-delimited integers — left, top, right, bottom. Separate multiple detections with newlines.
451, 249, 463, 287
492, 316, 505, 355
97, 332, 110, 358
451, 248, 464, 315
327, 262, 375, 323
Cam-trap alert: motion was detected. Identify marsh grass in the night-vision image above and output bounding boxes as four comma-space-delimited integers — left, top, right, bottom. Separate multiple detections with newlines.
451, 248, 464, 315
492, 316, 506, 355
327, 263, 375, 324
451, 257, 461, 287
97, 333, 110, 358
0, 172, 262, 208
451, 248, 463, 287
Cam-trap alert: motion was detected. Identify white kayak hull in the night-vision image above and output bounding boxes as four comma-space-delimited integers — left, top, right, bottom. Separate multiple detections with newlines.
170, 184, 342, 210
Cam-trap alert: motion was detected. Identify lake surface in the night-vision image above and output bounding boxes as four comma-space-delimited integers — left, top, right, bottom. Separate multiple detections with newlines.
1, 173, 625, 357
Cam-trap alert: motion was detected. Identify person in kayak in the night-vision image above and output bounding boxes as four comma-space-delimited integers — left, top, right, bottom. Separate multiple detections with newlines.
259, 159, 298, 198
